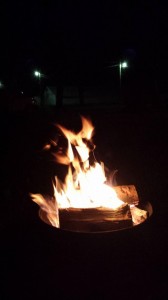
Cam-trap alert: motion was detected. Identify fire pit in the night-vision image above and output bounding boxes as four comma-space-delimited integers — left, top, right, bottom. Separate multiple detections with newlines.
31, 116, 153, 233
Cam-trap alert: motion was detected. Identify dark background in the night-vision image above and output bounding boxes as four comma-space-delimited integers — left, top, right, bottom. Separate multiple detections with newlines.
0, 1, 168, 299
0, 0, 168, 94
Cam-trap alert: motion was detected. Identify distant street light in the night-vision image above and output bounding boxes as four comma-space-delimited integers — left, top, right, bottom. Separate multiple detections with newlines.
34, 70, 41, 78
34, 70, 42, 105
33, 70, 48, 107
106, 60, 128, 101
119, 61, 128, 92
120, 61, 128, 69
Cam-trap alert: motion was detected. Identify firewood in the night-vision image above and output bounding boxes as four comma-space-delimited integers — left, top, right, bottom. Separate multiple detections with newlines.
113, 185, 139, 205
39, 185, 146, 233
59, 203, 133, 232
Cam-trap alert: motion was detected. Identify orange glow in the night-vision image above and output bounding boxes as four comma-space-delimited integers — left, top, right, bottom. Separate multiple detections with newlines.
31, 193, 59, 228
31, 116, 126, 228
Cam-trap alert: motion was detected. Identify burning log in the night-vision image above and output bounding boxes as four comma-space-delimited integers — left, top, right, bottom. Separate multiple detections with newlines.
58, 203, 132, 232
31, 116, 151, 233
113, 185, 139, 206
38, 184, 148, 233
56, 186, 139, 232
36, 183, 149, 233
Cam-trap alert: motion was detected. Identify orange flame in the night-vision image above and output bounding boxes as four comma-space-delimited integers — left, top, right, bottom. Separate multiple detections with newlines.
31, 116, 125, 228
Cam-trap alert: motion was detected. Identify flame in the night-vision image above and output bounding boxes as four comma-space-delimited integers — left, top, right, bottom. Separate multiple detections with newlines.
31, 116, 125, 228
31, 193, 59, 228
54, 116, 94, 165
54, 163, 124, 209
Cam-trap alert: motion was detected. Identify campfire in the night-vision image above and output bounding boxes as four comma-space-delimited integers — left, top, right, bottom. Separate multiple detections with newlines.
31, 116, 151, 233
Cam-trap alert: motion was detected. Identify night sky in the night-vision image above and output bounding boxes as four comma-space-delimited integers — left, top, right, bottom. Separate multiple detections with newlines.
0, 0, 168, 92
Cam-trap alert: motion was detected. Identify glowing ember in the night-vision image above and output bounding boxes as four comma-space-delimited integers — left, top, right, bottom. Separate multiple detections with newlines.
31, 116, 148, 231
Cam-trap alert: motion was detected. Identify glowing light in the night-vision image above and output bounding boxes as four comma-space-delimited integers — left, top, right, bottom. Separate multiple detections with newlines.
34, 70, 41, 77
120, 61, 128, 68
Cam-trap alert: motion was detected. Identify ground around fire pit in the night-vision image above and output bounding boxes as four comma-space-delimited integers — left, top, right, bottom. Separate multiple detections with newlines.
0, 105, 168, 299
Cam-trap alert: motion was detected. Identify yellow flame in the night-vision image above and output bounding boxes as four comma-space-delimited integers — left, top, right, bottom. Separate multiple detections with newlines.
31, 116, 124, 228
31, 193, 60, 228
54, 162, 124, 209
